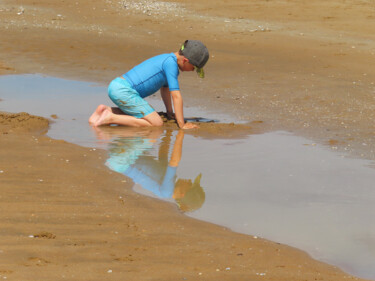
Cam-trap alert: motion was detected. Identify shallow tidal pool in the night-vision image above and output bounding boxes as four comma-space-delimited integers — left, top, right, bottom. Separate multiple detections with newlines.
1, 74, 375, 280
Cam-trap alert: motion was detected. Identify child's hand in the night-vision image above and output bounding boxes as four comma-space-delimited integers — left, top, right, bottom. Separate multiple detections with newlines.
182, 122, 199, 129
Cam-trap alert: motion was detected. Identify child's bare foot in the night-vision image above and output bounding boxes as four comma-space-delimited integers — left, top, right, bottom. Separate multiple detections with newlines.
94, 109, 112, 127
91, 126, 113, 141
89, 104, 107, 125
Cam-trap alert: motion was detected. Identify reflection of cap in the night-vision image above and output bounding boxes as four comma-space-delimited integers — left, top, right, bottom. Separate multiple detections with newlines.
180, 40, 209, 78
174, 174, 205, 212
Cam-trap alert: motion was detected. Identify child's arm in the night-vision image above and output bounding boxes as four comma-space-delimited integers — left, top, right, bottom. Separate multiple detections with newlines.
169, 130, 184, 167
160, 87, 174, 119
171, 90, 198, 129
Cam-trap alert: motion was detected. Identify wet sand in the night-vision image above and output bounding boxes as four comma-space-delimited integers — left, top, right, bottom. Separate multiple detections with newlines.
1, 0, 374, 279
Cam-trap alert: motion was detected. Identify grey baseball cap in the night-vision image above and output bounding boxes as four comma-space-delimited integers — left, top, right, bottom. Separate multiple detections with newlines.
180, 40, 209, 78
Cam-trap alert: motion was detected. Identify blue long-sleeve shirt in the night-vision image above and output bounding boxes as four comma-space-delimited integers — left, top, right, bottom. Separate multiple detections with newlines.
123, 53, 180, 98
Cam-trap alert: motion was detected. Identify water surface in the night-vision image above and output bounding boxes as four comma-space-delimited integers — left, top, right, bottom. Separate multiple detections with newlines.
1, 74, 374, 280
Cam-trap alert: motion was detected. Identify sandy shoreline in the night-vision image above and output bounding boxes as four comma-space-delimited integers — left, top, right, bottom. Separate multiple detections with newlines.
1, 0, 374, 279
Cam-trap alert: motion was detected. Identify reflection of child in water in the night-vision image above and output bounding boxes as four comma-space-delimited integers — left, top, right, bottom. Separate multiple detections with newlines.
105, 129, 205, 212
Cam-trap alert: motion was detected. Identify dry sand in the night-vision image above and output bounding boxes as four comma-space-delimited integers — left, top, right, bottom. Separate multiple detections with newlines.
1, 0, 374, 280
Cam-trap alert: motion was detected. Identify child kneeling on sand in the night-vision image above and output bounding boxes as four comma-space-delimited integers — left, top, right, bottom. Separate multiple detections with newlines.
89, 40, 209, 130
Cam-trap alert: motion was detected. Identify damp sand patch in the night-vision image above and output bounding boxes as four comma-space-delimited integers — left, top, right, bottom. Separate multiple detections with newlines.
0, 112, 49, 134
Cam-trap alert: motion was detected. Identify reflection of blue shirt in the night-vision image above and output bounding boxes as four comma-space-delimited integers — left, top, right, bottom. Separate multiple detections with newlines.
124, 165, 177, 198
105, 138, 154, 173
105, 136, 177, 199
123, 53, 180, 98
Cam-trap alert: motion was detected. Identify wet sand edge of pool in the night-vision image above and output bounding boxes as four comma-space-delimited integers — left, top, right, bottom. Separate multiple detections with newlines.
0, 116, 363, 280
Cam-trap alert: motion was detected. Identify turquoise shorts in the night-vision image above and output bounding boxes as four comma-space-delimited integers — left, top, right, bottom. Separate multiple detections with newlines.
108, 77, 155, 118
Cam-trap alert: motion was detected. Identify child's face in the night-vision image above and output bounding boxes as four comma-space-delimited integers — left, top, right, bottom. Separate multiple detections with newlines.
172, 180, 191, 199
183, 61, 195, 72
178, 57, 195, 72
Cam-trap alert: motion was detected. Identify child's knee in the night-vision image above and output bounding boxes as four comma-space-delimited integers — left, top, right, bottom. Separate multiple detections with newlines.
143, 111, 163, 127
152, 118, 164, 127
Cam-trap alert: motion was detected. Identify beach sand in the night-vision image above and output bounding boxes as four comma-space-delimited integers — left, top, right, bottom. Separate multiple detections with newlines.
1, 0, 374, 280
